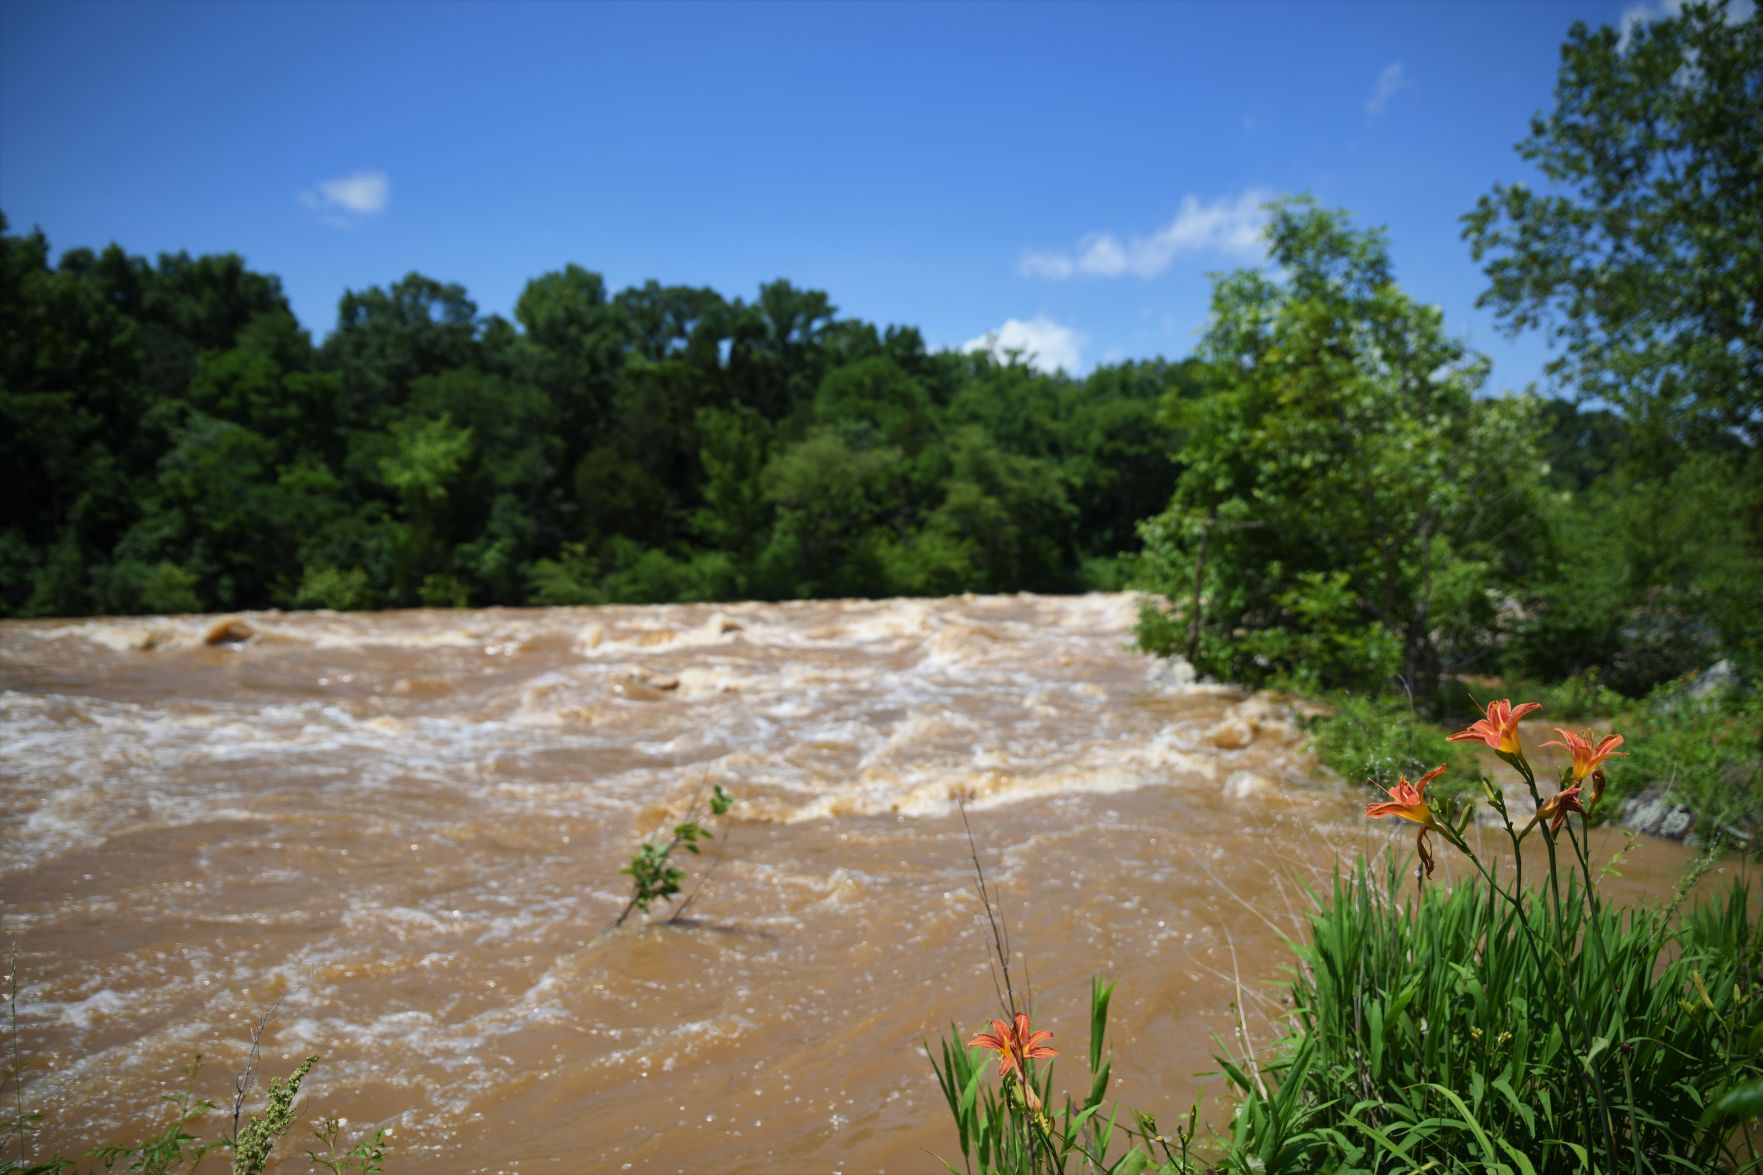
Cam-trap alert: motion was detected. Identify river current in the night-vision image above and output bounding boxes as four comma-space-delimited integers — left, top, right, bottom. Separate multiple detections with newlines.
0, 594, 1718, 1171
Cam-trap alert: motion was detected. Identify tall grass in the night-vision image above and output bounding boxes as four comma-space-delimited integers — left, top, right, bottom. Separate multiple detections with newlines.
1222, 854, 1761, 1171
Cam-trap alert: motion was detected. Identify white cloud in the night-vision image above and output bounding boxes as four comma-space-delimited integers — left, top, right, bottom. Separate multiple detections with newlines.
1619, 0, 1753, 51
298, 170, 390, 221
1365, 62, 1409, 116
1017, 251, 1075, 279
1019, 189, 1273, 281
961, 316, 1085, 375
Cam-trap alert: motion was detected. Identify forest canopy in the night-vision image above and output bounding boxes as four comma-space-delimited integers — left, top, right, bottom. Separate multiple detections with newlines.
0, 217, 1200, 618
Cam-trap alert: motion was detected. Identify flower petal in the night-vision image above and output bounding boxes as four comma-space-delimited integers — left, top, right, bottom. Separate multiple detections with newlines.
1413, 765, 1448, 793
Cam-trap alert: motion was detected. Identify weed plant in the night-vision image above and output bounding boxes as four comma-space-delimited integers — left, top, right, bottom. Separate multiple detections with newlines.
2, 966, 383, 1175
612, 782, 734, 928
3, 1053, 329, 1175
928, 801, 1152, 1174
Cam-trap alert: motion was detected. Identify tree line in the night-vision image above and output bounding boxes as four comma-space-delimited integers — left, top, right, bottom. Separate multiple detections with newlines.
0, 225, 1198, 618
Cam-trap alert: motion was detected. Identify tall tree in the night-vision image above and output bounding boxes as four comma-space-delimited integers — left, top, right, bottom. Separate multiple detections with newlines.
1138, 199, 1549, 699
514, 264, 625, 460
1462, 0, 1762, 446
322, 273, 479, 430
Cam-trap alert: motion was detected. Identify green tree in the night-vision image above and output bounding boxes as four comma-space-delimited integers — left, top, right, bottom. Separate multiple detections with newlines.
1137, 199, 1549, 700
1506, 449, 1763, 693
111, 412, 289, 610
322, 273, 479, 430
726, 280, 836, 422
900, 426, 1075, 594
1060, 358, 1198, 559
814, 356, 935, 451
375, 411, 474, 603
1462, 0, 1762, 446
1465, 1, 1763, 685
757, 428, 899, 597
514, 264, 626, 464
692, 404, 773, 562
0, 219, 145, 614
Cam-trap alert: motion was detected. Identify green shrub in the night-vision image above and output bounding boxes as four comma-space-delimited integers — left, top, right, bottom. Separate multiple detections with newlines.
1616, 682, 1763, 853
416, 572, 469, 609
1078, 554, 1136, 592
1308, 692, 1482, 808
1495, 667, 1630, 721
290, 565, 373, 611
524, 543, 603, 606
1236, 573, 1404, 697
136, 562, 204, 615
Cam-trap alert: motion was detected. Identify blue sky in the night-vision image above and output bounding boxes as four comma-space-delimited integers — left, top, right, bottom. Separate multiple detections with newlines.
0, 0, 1690, 388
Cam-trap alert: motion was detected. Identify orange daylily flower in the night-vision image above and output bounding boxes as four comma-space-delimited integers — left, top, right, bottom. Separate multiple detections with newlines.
1540, 728, 1625, 785
1365, 764, 1448, 828
1366, 765, 1448, 878
967, 1011, 1056, 1081
1536, 784, 1587, 834
1448, 698, 1542, 756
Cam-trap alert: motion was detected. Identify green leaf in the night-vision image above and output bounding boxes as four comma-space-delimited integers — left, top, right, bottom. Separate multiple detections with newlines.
1711, 1075, 1763, 1120
1108, 1148, 1149, 1175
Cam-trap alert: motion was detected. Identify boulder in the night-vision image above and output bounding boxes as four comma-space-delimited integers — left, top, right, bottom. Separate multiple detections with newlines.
1210, 718, 1254, 750
1618, 786, 1697, 841
204, 618, 254, 646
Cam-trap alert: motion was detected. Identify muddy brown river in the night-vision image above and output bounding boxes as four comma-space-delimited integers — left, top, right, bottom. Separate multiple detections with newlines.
0, 594, 1738, 1171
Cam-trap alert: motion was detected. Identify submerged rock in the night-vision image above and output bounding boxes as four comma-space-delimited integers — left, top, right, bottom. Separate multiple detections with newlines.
1210, 718, 1254, 749
203, 618, 254, 646
614, 671, 679, 701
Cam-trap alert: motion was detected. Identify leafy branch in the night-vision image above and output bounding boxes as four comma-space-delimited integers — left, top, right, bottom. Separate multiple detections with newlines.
612, 784, 734, 928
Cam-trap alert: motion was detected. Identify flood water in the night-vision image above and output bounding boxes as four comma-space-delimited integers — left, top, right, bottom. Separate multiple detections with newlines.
0, 594, 1736, 1171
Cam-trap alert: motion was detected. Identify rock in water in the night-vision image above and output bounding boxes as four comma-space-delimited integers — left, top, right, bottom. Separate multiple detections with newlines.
1211, 718, 1254, 749
204, 618, 255, 646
